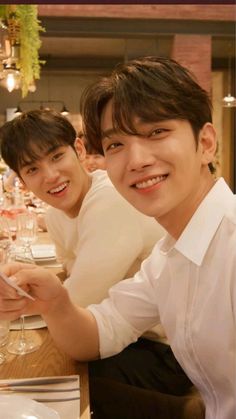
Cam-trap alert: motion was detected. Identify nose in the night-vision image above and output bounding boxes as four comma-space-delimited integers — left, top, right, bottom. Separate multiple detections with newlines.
126, 140, 154, 172
42, 164, 60, 183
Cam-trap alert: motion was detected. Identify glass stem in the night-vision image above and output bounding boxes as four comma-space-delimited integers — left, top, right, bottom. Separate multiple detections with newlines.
20, 316, 26, 343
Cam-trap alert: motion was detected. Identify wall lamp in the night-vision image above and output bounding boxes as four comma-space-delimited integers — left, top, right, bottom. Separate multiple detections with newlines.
222, 45, 236, 108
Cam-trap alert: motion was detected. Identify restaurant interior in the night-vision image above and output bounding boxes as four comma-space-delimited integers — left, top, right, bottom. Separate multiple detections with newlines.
0, 5, 235, 419
0, 4, 235, 190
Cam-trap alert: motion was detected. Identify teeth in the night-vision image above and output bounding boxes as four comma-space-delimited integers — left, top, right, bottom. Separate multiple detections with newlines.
49, 182, 68, 194
136, 176, 166, 189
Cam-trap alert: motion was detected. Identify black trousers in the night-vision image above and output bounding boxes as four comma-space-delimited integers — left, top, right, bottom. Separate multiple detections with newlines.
90, 377, 205, 419
89, 339, 204, 419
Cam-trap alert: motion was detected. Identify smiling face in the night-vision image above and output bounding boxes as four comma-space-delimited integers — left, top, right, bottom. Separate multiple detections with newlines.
19, 139, 91, 218
101, 100, 216, 238
83, 153, 106, 173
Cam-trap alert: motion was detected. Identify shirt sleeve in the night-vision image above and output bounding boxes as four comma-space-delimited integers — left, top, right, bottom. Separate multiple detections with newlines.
88, 252, 161, 358
64, 185, 146, 306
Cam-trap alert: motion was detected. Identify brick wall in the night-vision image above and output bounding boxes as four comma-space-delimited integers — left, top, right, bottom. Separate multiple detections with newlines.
172, 35, 212, 92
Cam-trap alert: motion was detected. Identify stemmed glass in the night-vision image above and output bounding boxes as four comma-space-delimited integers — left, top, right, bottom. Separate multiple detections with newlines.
0, 217, 13, 260
0, 232, 11, 364
7, 211, 40, 355
16, 211, 38, 262
0, 320, 10, 364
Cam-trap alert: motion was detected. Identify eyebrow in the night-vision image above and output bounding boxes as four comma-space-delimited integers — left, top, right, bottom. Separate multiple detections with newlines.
20, 145, 61, 168
101, 128, 118, 141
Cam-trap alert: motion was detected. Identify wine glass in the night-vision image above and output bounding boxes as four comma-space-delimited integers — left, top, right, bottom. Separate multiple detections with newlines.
7, 211, 40, 355
7, 315, 41, 355
16, 211, 38, 262
0, 217, 13, 260
0, 320, 10, 364
0, 239, 10, 364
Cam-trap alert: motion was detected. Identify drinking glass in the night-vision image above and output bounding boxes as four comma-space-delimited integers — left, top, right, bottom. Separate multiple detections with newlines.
7, 211, 40, 355
0, 226, 11, 363
16, 212, 38, 262
0, 217, 13, 261
7, 315, 40, 355
0, 320, 10, 364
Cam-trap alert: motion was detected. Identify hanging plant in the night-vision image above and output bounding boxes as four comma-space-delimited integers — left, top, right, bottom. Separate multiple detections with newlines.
0, 4, 45, 97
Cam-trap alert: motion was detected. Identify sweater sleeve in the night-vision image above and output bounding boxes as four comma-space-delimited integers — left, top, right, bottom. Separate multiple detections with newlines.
64, 185, 148, 306
45, 208, 65, 263
45, 208, 76, 274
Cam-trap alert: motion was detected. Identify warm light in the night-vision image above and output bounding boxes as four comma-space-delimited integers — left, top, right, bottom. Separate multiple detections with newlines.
61, 105, 69, 116
14, 105, 23, 116
223, 47, 235, 109
13, 101, 70, 115
6, 72, 16, 92
1, 63, 21, 92
222, 93, 236, 108
28, 81, 36, 93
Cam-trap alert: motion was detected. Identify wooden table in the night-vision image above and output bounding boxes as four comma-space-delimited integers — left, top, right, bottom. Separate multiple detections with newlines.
1, 231, 91, 419
1, 328, 91, 419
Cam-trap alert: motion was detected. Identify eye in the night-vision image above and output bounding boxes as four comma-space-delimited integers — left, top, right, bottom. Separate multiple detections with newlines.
25, 166, 38, 176
52, 152, 64, 161
150, 128, 168, 137
105, 142, 122, 152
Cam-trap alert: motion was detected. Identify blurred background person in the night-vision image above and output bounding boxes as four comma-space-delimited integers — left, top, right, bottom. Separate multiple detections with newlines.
78, 129, 106, 173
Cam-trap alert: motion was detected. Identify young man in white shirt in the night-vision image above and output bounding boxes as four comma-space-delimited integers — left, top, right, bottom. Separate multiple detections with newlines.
0, 56, 235, 419
0, 110, 164, 306
0, 109, 194, 412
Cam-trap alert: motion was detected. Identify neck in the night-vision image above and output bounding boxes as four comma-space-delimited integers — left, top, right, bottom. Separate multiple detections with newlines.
66, 172, 92, 218
157, 174, 216, 240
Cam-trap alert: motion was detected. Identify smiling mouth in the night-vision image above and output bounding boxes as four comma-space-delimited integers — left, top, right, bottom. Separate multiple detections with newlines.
134, 175, 168, 189
48, 181, 69, 195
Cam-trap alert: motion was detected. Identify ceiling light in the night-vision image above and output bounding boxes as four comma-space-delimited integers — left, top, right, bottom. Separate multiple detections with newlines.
14, 105, 23, 116
61, 105, 69, 116
1, 62, 21, 92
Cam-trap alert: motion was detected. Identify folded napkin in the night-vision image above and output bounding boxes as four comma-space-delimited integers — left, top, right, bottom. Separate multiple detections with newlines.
14, 244, 62, 268
31, 244, 56, 260
0, 375, 80, 419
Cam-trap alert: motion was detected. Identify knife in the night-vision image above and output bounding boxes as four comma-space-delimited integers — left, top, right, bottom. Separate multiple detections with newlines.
0, 376, 78, 387
34, 396, 80, 403
0, 386, 79, 393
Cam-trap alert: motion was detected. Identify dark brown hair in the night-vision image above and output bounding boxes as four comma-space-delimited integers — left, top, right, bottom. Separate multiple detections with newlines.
80, 56, 215, 173
0, 109, 77, 175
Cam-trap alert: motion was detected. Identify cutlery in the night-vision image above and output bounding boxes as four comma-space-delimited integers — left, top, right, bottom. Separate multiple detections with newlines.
0, 387, 79, 393
34, 396, 80, 403
0, 377, 78, 388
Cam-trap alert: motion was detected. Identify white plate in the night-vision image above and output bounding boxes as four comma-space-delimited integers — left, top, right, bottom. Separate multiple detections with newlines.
0, 394, 60, 419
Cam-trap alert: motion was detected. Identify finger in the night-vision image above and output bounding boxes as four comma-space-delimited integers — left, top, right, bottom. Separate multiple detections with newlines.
0, 308, 27, 321
1, 262, 37, 277
0, 296, 28, 313
0, 279, 22, 299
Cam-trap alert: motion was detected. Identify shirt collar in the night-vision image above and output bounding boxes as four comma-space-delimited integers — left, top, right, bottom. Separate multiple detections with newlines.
163, 178, 234, 266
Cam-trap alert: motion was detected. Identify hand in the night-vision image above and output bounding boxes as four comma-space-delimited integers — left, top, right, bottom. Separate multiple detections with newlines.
0, 262, 65, 320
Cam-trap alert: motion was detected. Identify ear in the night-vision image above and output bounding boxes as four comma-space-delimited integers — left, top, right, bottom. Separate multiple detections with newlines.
198, 123, 217, 167
74, 137, 87, 162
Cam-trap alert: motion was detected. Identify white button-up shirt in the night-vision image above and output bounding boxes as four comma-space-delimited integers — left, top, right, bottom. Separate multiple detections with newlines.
89, 178, 236, 419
